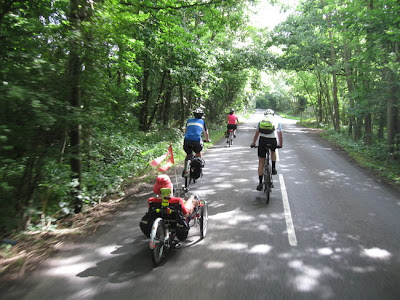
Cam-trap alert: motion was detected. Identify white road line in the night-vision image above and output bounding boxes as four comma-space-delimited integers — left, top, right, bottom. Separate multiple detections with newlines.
279, 174, 298, 246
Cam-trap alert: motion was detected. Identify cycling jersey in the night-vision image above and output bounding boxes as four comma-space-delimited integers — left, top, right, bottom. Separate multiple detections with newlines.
257, 117, 280, 139
185, 118, 207, 141
227, 114, 238, 125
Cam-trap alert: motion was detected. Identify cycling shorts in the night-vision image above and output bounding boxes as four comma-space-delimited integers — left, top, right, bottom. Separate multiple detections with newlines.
227, 124, 237, 130
183, 139, 203, 156
258, 137, 277, 158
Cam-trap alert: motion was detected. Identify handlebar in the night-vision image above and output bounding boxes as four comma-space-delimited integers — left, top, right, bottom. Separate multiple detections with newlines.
250, 144, 282, 149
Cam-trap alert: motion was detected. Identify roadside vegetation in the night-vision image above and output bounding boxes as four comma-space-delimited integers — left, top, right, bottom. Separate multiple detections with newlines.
281, 112, 400, 189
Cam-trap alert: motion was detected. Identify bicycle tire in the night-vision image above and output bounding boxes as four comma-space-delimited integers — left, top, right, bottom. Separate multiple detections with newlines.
229, 131, 233, 147
150, 218, 166, 266
264, 165, 271, 204
184, 159, 191, 190
200, 202, 208, 239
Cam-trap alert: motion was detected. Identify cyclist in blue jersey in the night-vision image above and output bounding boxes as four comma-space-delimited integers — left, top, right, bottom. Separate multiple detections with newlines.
183, 108, 210, 158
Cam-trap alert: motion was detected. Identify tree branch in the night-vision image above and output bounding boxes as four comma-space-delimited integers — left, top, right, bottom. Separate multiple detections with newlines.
121, 0, 233, 11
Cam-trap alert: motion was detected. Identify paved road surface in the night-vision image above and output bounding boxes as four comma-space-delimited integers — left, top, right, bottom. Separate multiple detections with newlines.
2, 110, 400, 299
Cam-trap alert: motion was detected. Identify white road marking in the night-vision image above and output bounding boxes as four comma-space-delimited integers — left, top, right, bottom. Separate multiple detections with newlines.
279, 174, 298, 246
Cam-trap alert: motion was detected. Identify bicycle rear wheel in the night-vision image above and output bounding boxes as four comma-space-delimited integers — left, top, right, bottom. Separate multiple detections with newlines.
184, 159, 191, 190
229, 131, 233, 147
264, 165, 272, 204
149, 218, 166, 266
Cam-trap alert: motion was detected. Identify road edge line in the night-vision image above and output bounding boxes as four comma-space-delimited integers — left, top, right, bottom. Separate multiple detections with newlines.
279, 174, 298, 247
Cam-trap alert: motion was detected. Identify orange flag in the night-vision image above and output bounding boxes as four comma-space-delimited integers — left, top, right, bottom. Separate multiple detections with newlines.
149, 145, 175, 172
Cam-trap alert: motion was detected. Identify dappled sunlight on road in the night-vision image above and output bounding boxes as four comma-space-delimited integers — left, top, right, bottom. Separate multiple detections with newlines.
361, 247, 392, 260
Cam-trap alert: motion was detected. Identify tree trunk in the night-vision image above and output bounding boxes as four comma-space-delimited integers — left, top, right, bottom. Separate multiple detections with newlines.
138, 66, 151, 131
387, 79, 397, 153
364, 113, 372, 145
68, 0, 83, 213
343, 39, 357, 138
329, 27, 340, 132
179, 84, 185, 128
162, 70, 172, 126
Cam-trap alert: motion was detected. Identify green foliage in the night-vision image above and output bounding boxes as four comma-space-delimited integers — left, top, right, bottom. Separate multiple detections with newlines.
321, 129, 400, 185
0, 0, 276, 233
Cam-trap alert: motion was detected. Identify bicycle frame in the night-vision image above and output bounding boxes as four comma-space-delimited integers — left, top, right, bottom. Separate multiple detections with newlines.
263, 148, 273, 204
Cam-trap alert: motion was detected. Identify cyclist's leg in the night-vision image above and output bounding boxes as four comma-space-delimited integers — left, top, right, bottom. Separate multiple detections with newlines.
193, 140, 203, 158
270, 139, 278, 174
257, 141, 267, 190
256, 157, 265, 191
258, 157, 266, 176
270, 150, 277, 174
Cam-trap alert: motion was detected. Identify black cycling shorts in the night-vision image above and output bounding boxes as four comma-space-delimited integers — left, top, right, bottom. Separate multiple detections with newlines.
227, 124, 237, 130
183, 139, 203, 156
258, 137, 277, 158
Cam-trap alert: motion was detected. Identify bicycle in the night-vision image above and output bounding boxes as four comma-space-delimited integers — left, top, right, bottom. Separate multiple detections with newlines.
149, 188, 208, 266
226, 129, 234, 147
251, 144, 274, 204
182, 140, 209, 193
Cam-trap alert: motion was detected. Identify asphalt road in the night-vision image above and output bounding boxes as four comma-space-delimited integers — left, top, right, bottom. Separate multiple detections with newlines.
2, 110, 400, 300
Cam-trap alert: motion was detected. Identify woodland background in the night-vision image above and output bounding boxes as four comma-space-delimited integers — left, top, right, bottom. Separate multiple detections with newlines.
0, 0, 399, 234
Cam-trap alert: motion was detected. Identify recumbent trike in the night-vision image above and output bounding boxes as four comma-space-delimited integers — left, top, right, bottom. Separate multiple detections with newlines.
140, 188, 208, 266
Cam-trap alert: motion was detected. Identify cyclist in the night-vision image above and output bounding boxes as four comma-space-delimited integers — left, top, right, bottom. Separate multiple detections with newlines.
226, 108, 239, 139
250, 109, 282, 191
183, 108, 210, 159
153, 175, 198, 217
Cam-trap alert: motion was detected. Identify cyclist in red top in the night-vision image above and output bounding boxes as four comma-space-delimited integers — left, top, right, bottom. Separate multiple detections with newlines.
226, 108, 239, 138
152, 175, 198, 217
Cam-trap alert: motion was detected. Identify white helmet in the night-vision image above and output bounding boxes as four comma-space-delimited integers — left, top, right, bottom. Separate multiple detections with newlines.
193, 108, 204, 118
264, 109, 274, 116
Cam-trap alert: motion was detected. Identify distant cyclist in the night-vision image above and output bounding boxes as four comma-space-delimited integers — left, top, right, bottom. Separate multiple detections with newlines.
183, 108, 210, 159
226, 108, 239, 138
250, 109, 283, 191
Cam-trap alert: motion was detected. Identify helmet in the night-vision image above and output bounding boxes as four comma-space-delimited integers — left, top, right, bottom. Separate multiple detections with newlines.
193, 108, 204, 118
193, 108, 204, 114
264, 109, 274, 116
230, 108, 235, 113
153, 175, 173, 195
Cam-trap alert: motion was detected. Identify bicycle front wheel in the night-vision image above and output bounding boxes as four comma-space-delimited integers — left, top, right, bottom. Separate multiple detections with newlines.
149, 218, 166, 266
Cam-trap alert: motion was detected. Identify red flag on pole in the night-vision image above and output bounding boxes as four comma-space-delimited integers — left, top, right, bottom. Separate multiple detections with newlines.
149, 145, 175, 172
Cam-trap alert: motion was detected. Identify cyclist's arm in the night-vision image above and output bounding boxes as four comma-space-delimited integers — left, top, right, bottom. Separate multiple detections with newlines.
203, 123, 210, 142
250, 130, 260, 147
204, 129, 210, 142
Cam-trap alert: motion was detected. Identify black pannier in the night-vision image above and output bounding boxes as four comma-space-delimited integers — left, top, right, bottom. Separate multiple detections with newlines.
190, 157, 205, 180
139, 210, 157, 238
